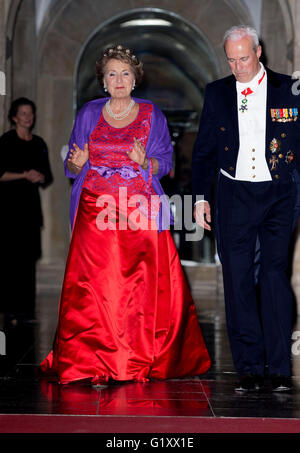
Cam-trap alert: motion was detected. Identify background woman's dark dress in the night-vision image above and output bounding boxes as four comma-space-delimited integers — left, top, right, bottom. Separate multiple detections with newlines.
0, 129, 53, 321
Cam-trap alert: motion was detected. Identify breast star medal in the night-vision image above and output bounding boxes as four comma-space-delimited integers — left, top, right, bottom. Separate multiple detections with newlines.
285, 150, 294, 164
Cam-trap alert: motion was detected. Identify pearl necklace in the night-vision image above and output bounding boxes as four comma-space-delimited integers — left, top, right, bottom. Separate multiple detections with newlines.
105, 98, 136, 120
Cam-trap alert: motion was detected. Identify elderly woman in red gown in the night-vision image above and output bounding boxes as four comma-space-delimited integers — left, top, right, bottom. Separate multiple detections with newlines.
41, 46, 210, 384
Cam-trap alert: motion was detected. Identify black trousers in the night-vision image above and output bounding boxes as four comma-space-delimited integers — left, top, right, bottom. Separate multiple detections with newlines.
216, 173, 296, 377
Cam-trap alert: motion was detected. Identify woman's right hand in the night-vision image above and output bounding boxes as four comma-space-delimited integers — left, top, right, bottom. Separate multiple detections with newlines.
24, 169, 45, 183
68, 143, 89, 170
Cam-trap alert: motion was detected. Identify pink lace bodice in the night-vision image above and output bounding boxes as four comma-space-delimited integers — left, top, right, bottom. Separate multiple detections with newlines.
83, 102, 154, 197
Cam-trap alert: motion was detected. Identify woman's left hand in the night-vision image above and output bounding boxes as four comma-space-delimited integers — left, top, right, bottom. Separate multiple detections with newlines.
127, 137, 147, 167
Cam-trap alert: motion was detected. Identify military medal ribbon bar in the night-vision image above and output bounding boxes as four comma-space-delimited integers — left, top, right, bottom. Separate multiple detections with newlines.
271, 108, 298, 122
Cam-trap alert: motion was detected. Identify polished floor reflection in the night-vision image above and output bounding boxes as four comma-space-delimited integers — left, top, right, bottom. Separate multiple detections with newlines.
0, 263, 300, 432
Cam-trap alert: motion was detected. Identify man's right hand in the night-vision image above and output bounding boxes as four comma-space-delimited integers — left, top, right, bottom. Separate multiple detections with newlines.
193, 201, 211, 231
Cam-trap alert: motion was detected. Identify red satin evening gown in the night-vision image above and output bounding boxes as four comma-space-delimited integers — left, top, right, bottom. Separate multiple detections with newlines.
41, 103, 211, 384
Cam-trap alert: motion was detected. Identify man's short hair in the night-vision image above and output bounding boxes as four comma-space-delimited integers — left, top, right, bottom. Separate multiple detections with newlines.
223, 25, 260, 51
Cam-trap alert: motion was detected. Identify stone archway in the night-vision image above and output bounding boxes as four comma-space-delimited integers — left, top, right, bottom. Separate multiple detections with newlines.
75, 8, 220, 114
73, 7, 224, 263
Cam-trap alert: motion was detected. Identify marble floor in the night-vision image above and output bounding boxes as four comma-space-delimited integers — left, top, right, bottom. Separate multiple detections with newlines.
1, 263, 300, 433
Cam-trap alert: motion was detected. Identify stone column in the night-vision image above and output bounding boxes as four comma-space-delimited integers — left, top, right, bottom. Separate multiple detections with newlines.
0, 0, 11, 134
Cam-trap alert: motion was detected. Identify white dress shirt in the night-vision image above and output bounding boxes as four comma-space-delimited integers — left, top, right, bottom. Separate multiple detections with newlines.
221, 63, 272, 182
196, 63, 271, 206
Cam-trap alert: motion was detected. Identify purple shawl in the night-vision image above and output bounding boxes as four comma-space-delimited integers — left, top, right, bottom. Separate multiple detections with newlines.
65, 97, 173, 231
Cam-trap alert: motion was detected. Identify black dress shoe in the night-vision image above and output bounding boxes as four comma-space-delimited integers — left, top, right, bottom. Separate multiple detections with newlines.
271, 375, 292, 392
235, 375, 264, 392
